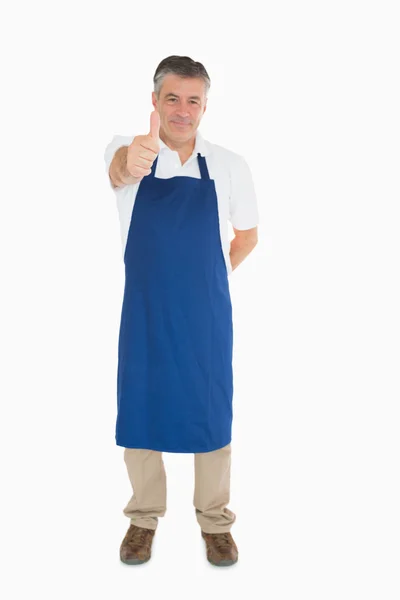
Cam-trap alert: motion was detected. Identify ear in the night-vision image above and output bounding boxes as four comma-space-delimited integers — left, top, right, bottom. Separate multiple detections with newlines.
151, 91, 157, 109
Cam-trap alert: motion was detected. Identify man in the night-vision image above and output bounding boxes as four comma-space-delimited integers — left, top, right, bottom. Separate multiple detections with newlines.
104, 55, 259, 567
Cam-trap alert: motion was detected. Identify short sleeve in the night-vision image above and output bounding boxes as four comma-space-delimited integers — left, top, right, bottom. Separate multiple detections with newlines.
104, 134, 134, 190
228, 154, 260, 229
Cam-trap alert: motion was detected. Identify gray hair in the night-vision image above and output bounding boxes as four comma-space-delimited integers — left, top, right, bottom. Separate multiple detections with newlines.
153, 55, 210, 99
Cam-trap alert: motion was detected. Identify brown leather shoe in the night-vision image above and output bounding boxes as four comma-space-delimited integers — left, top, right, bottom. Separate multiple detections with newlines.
120, 524, 156, 565
201, 531, 239, 567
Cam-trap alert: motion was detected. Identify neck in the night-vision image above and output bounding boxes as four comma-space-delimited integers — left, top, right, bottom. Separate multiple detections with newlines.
159, 129, 196, 155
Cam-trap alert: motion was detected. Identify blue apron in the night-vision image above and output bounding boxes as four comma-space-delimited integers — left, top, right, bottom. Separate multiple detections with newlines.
116, 152, 233, 453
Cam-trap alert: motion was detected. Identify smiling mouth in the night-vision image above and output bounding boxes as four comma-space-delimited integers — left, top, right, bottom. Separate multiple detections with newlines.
171, 121, 190, 127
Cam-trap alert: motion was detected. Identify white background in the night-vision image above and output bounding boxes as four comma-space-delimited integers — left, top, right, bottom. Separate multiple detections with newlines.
1, 0, 399, 598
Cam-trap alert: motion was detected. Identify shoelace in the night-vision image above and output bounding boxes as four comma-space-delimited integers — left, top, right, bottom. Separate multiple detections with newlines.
127, 527, 151, 548
210, 533, 232, 550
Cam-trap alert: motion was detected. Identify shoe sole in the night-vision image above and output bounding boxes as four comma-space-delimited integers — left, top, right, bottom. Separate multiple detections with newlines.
208, 558, 238, 567
120, 556, 150, 565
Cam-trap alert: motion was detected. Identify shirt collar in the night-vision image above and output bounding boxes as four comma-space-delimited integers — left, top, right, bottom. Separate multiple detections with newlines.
159, 129, 210, 157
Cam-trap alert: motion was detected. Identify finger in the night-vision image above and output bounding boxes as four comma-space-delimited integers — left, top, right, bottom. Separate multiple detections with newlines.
149, 110, 161, 142
130, 164, 152, 178
137, 166, 152, 177
138, 145, 158, 159
139, 138, 159, 154
134, 155, 154, 168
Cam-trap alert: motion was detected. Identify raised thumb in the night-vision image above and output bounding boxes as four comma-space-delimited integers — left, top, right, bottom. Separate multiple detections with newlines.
149, 110, 160, 142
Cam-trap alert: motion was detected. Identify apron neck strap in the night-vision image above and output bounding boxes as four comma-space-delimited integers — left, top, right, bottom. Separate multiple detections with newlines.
197, 154, 210, 180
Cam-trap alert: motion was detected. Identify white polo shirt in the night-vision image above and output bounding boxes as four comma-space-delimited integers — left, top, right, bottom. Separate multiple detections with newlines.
104, 129, 259, 276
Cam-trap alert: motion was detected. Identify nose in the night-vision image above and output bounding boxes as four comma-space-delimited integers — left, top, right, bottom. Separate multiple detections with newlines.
175, 101, 192, 116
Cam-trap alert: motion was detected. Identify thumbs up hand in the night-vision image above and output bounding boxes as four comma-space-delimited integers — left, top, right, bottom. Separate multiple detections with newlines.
127, 110, 161, 180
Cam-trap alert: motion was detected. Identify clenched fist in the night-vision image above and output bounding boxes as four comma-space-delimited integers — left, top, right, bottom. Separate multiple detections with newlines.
126, 110, 161, 180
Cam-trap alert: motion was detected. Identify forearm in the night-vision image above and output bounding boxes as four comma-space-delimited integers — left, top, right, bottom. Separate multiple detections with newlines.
229, 236, 257, 271
109, 146, 142, 188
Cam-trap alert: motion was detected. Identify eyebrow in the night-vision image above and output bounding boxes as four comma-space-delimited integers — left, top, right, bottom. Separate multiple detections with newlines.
164, 93, 201, 101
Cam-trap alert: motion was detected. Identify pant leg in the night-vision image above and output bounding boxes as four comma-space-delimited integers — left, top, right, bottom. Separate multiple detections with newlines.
123, 448, 167, 530
193, 442, 236, 533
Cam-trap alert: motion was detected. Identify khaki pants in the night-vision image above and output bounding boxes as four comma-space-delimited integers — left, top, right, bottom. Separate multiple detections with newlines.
123, 443, 236, 533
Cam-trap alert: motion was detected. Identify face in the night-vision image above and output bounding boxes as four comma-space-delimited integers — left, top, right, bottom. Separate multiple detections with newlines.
152, 74, 207, 143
